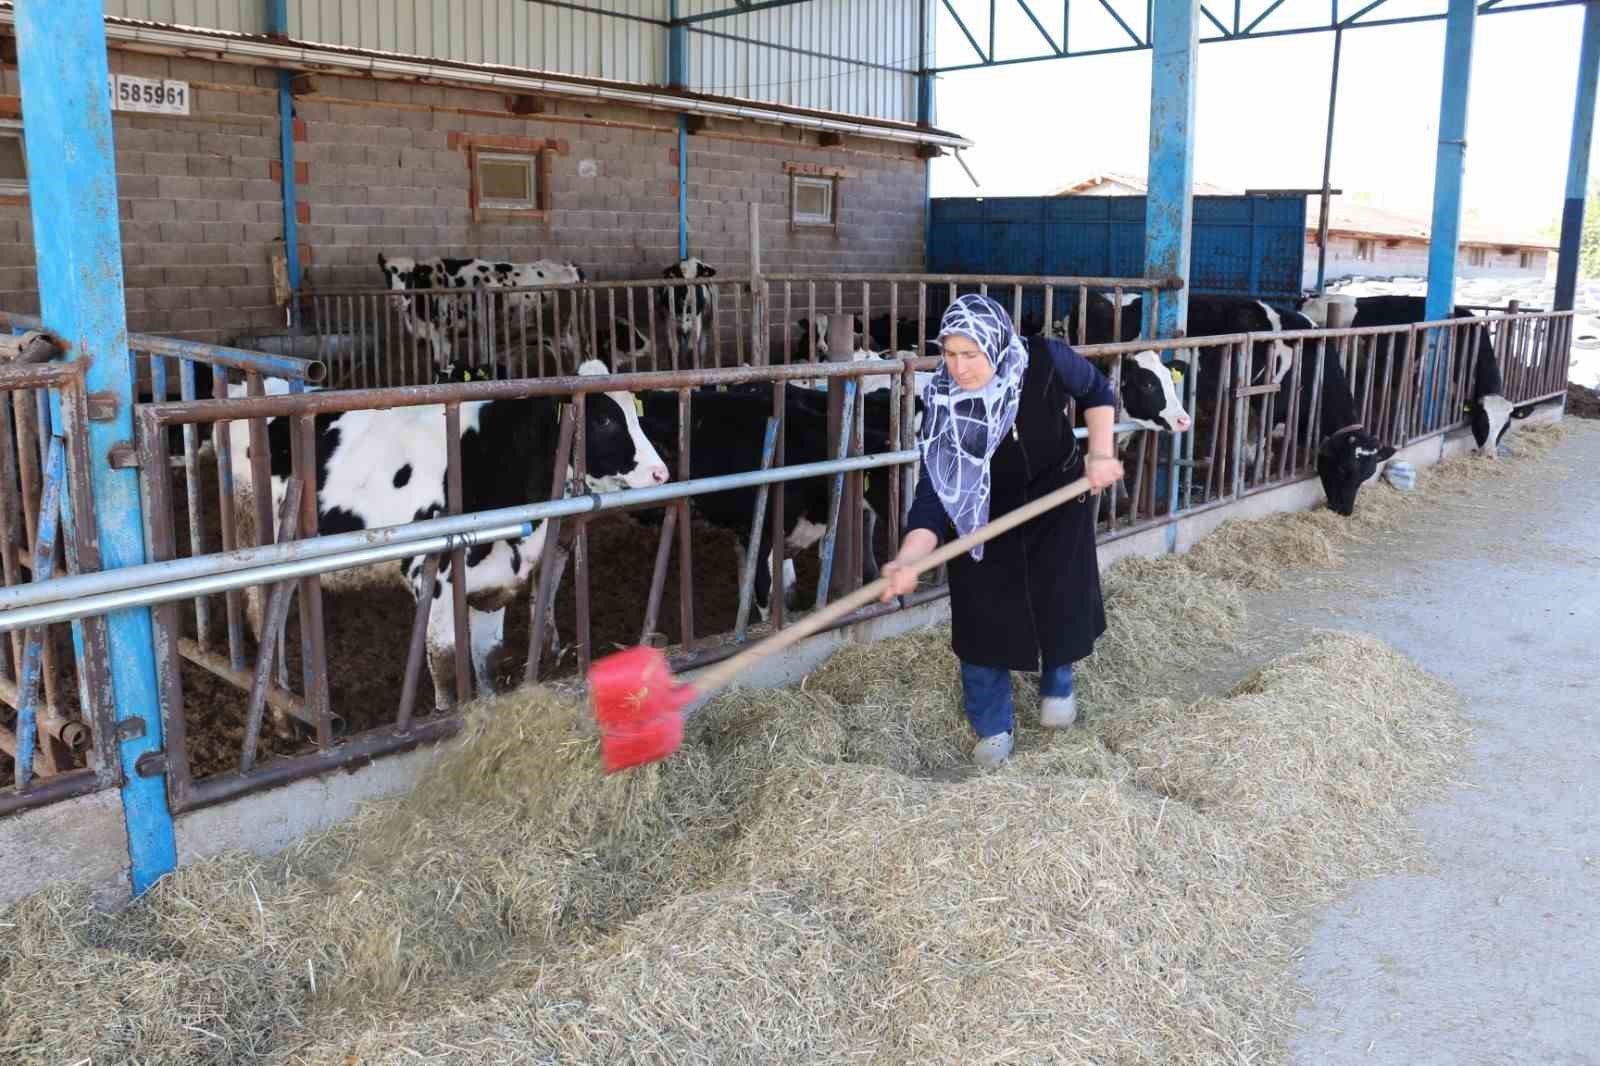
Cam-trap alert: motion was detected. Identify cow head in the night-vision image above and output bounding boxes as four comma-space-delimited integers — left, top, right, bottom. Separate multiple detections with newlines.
378, 254, 436, 292
794, 313, 864, 356
660, 258, 716, 346
1317, 428, 1396, 517
1118, 350, 1192, 433
575, 359, 670, 490
1464, 393, 1515, 455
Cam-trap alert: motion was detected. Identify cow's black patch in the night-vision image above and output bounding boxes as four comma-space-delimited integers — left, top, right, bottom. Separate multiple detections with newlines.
495, 262, 514, 273
392, 463, 412, 489
321, 506, 364, 534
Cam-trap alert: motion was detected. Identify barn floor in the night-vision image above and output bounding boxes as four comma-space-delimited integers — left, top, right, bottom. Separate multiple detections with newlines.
1196, 421, 1600, 1063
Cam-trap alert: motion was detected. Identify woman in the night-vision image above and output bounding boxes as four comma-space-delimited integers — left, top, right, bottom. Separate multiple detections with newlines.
880, 294, 1123, 767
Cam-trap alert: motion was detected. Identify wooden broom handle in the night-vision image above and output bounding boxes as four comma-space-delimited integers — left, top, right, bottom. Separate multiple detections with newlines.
689, 476, 1095, 699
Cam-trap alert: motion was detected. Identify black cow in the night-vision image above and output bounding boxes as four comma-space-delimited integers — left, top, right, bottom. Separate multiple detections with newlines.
637, 386, 889, 618
1326, 294, 1532, 455
226, 359, 669, 707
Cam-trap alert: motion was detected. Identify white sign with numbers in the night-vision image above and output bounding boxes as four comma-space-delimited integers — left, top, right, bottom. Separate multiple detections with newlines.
107, 75, 190, 116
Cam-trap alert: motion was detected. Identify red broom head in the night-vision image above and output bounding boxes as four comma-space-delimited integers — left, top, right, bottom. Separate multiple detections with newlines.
599, 709, 685, 773
589, 645, 695, 773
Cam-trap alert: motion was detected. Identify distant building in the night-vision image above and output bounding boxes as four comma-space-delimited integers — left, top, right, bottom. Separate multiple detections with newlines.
1303, 200, 1554, 288
1052, 173, 1555, 291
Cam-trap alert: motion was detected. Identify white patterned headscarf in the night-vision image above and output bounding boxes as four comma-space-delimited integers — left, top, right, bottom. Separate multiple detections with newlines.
920, 294, 1029, 561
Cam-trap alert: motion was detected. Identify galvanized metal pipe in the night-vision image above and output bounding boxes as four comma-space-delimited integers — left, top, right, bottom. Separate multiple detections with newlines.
1, 449, 919, 633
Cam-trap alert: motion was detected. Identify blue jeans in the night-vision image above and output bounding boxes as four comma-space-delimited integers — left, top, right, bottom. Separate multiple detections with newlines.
959, 660, 1075, 738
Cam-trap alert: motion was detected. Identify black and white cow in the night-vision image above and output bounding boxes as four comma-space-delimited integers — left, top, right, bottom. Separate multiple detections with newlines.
660, 258, 717, 363
228, 359, 668, 707
1308, 294, 1531, 456
1271, 308, 1396, 516
377, 254, 586, 365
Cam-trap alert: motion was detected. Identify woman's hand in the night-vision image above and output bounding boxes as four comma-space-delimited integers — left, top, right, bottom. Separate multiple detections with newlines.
1085, 454, 1124, 494
878, 528, 939, 603
879, 560, 920, 603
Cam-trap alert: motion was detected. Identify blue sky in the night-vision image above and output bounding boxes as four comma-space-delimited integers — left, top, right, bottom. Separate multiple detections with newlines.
927, 4, 1589, 236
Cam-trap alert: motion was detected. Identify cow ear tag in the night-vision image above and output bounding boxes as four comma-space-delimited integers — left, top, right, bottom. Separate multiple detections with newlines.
634, 397, 645, 416
1170, 368, 1184, 387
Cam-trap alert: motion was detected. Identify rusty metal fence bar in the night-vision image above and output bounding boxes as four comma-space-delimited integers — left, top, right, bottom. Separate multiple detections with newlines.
0, 357, 120, 818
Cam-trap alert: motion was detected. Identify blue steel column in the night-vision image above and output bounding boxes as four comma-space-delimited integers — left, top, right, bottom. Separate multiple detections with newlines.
15, 0, 176, 891
1144, 0, 1199, 340
1422, 0, 1477, 422
269, 0, 301, 298
1555, 2, 1600, 313
670, 3, 689, 260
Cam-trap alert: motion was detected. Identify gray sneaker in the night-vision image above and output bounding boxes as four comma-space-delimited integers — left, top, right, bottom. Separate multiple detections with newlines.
973, 731, 1014, 768
1040, 693, 1077, 729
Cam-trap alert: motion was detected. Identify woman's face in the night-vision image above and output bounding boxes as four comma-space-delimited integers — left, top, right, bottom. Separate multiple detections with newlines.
942, 333, 995, 392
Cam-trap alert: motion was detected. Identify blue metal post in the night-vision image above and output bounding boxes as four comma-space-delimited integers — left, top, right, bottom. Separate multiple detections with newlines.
269, 0, 300, 299
15, 0, 176, 891
669, 1, 689, 259
1422, 0, 1477, 422
1555, 3, 1600, 313
1143, 0, 1199, 340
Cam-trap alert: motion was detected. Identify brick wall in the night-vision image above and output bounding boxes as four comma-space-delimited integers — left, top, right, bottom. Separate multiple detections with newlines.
0, 53, 287, 341
0, 53, 928, 344
298, 74, 928, 290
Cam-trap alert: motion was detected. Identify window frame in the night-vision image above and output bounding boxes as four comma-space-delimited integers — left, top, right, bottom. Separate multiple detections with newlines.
1465, 246, 1487, 267
0, 120, 28, 198
791, 174, 838, 229
466, 143, 553, 222
1354, 238, 1376, 262
1518, 250, 1535, 270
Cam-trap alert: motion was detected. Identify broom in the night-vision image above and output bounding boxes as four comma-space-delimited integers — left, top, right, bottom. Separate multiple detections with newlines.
589, 475, 1095, 772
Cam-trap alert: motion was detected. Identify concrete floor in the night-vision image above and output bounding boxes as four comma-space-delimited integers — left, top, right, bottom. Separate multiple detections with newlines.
1257, 423, 1600, 1065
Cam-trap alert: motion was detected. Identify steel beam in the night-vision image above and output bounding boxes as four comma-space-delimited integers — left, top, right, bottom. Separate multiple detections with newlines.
1144, 0, 1200, 340
269, 0, 300, 301
1423, 0, 1477, 422
1555, 1, 1600, 312
15, 0, 177, 893
931, 0, 1585, 72
1316, 29, 1344, 293
670, 1, 689, 259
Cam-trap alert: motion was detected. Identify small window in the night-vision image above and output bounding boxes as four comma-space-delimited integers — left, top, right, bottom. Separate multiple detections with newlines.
476, 152, 538, 211
0, 121, 27, 196
1466, 246, 1487, 267
792, 175, 836, 227
1519, 250, 1535, 270
1355, 239, 1376, 261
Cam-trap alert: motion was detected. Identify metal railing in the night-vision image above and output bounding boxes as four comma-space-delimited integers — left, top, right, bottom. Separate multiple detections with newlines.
295, 272, 1178, 387
0, 302, 1572, 819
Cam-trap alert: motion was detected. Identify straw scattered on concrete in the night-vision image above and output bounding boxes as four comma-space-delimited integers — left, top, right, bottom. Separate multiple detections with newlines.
1100, 630, 1467, 901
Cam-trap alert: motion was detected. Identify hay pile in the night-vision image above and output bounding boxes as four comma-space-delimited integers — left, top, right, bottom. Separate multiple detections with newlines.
1567, 381, 1600, 419
1101, 632, 1466, 900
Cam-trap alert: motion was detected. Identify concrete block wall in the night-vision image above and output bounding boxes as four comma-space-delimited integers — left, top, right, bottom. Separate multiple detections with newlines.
0, 52, 928, 343
0, 53, 287, 341
298, 73, 927, 291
